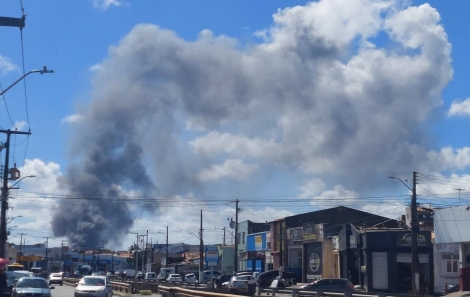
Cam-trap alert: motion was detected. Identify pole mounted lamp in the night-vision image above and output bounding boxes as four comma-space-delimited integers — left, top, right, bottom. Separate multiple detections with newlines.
0, 66, 53, 258
0, 66, 54, 97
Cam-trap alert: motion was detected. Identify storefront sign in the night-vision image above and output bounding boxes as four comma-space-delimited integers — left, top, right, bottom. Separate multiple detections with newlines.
255, 235, 263, 250
288, 227, 303, 242
350, 235, 357, 249
303, 222, 317, 241
398, 233, 427, 246
305, 243, 322, 280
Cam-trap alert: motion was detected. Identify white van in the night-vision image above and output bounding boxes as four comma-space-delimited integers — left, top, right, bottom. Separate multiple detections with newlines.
144, 272, 156, 279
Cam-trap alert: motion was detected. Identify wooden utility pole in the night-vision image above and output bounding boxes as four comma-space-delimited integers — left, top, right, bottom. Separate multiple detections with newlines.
233, 199, 239, 274
199, 210, 204, 281
411, 171, 420, 295
1, 130, 30, 257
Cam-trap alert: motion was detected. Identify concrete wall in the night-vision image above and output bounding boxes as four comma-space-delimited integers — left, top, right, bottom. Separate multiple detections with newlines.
434, 243, 459, 294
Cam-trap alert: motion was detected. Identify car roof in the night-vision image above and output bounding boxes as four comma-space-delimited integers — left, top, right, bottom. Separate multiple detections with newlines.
18, 276, 46, 280
83, 275, 106, 279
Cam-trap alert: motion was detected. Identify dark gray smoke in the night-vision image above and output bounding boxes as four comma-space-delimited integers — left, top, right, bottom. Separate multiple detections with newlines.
52, 0, 455, 246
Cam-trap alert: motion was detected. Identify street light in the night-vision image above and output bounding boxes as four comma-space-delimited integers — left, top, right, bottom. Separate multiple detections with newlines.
9, 175, 36, 190
157, 226, 169, 268
7, 215, 23, 224
0, 66, 54, 97
390, 173, 420, 295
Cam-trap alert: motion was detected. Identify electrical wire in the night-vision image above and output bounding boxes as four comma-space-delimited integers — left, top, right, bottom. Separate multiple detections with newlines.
0, 82, 15, 128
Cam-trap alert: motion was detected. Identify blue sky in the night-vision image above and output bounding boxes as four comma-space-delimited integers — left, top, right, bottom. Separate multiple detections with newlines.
1, 0, 470, 251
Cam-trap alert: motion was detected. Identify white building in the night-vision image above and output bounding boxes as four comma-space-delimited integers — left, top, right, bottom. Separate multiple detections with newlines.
433, 206, 470, 293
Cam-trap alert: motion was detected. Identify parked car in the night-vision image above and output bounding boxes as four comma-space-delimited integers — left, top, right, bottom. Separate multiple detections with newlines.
256, 270, 297, 287
300, 278, 354, 292
48, 273, 63, 286
74, 276, 113, 297
12, 277, 55, 297
166, 274, 182, 283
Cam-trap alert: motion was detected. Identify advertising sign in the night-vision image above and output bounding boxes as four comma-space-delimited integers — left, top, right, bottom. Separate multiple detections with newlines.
303, 222, 318, 241
398, 233, 427, 246
305, 243, 322, 280
255, 235, 263, 250
205, 246, 219, 266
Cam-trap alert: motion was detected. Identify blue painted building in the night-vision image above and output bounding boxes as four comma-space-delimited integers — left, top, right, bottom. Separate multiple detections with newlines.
243, 232, 269, 273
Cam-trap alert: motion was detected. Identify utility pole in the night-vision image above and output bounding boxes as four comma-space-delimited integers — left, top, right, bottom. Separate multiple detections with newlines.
411, 172, 420, 295
166, 226, 168, 268
19, 233, 26, 258
199, 209, 204, 282
43, 237, 49, 271
1, 130, 31, 258
455, 188, 465, 206
82, 245, 87, 265
223, 227, 226, 246
233, 200, 240, 274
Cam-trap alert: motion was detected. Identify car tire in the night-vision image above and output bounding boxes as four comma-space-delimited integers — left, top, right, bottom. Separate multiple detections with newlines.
60, 282, 63, 286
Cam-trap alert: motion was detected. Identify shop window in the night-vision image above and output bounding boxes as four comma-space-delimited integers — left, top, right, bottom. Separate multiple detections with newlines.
442, 254, 459, 275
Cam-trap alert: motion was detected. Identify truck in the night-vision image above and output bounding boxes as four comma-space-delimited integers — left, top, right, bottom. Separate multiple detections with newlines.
157, 267, 175, 281
78, 265, 93, 276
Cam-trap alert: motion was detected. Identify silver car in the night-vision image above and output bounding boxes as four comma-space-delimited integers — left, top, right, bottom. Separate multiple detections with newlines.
74, 276, 113, 297
12, 277, 54, 297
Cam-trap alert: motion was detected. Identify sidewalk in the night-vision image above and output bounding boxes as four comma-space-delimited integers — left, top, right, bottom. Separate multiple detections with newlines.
445, 291, 470, 297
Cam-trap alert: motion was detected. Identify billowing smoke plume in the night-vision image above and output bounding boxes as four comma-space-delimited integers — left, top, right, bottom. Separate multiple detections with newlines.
52, 0, 459, 247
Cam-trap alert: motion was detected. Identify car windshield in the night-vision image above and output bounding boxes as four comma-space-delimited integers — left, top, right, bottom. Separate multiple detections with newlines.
80, 278, 106, 286
51, 274, 62, 277
16, 279, 48, 288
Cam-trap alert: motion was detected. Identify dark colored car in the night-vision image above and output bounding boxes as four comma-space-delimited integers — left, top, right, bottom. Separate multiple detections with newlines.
300, 278, 354, 292
215, 274, 233, 287
256, 270, 297, 287
6, 272, 23, 297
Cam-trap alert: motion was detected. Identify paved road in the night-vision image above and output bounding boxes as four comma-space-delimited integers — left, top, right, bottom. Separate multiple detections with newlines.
53, 282, 131, 297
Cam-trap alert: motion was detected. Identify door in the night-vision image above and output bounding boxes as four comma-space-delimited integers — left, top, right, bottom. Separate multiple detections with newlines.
372, 252, 388, 290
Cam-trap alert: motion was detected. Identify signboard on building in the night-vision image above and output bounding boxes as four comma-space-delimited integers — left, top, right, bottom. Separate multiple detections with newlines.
288, 227, 303, 243
350, 235, 357, 249
303, 222, 317, 241
397, 233, 427, 246
305, 242, 322, 280
255, 235, 263, 250
19, 255, 43, 261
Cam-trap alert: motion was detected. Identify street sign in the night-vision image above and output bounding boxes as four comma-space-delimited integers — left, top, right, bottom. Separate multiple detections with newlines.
205, 246, 219, 266
207, 260, 217, 267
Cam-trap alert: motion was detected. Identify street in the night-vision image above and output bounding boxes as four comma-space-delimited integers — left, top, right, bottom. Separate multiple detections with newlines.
49, 283, 128, 297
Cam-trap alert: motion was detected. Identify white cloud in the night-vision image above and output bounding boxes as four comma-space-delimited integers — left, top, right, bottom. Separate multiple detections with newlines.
448, 98, 470, 117
13, 121, 27, 131
0, 55, 18, 75
61, 114, 84, 124
310, 185, 360, 206
197, 159, 259, 181
89, 63, 104, 72
92, 0, 125, 10
298, 179, 327, 198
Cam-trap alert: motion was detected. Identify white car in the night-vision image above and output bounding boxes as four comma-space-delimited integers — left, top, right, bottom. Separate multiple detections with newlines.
48, 273, 63, 286
166, 274, 182, 283
184, 274, 198, 284
74, 276, 113, 297
227, 275, 252, 290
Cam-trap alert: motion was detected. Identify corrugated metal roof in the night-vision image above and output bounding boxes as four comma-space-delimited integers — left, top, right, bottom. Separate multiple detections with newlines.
434, 206, 470, 243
